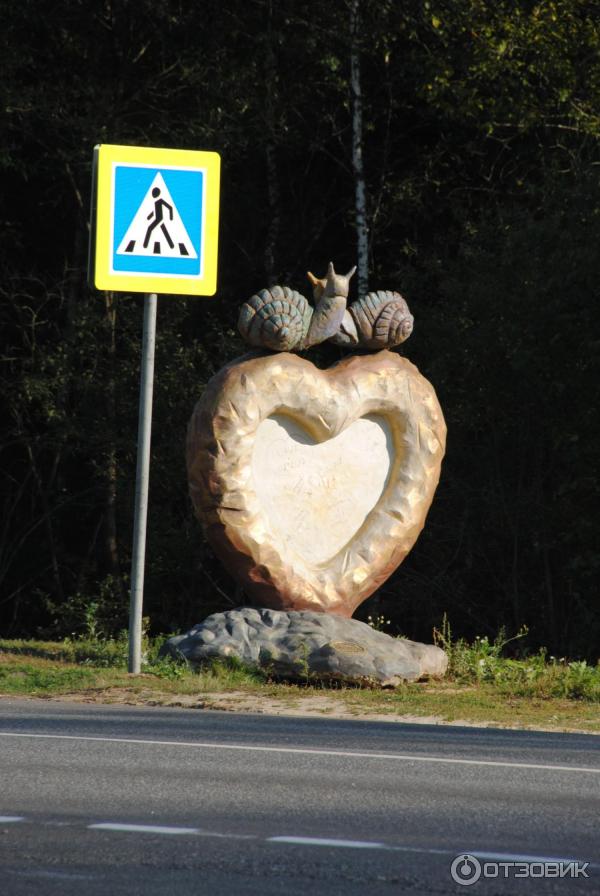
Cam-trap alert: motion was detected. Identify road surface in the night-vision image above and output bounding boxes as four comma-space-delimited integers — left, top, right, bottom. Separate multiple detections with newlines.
0, 698, 598, 894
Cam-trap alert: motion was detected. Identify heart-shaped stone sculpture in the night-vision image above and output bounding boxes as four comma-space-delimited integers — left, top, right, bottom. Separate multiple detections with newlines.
187, 350, 446, 617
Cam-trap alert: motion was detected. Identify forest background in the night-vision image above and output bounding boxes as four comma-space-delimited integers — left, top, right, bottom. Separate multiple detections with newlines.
1, 0, 598, 659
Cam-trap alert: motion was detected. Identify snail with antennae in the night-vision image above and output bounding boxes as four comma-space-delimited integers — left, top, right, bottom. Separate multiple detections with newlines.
237, 262, 414, 352
238, 262, 355, 352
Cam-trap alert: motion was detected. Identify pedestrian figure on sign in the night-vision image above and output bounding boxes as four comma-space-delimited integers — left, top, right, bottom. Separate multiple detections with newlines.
143, 187, 174, 251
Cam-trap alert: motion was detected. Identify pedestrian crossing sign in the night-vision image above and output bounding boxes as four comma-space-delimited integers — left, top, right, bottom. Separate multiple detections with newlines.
90, 144, 220, 295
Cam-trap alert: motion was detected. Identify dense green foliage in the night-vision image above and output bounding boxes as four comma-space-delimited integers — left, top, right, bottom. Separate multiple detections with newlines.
1, 1, 598, 657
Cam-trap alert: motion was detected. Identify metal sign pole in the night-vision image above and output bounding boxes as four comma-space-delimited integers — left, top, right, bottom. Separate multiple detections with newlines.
128, 293, 158, 674
91, 144, 220, 670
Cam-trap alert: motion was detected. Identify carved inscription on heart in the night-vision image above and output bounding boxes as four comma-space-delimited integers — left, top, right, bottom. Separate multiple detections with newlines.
187, 350, 446, 617
252, 414, 392, 565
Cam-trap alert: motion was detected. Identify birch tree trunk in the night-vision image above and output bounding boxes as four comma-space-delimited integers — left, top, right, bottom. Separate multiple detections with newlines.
263, 0, 280, 287
350, 0, 369, 296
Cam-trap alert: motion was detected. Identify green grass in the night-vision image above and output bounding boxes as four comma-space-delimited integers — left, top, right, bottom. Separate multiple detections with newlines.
0, 636, 275, 699
0, 659, 98, 695
433, 618, 600, 702
0, 629, 599, 733
0, 635, 131, 667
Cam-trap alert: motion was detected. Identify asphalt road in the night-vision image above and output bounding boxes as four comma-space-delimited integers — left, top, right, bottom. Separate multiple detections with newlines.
0, 699, 598, 895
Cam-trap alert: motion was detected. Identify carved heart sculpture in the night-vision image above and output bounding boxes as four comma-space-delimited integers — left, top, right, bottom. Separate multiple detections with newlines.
187, 350, 446, 617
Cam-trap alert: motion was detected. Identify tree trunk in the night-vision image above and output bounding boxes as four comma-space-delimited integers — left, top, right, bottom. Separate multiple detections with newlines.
263, 0, 280, 286
24, 440, 65, 603
104, 291, 123, 595
350, 0, 369, 296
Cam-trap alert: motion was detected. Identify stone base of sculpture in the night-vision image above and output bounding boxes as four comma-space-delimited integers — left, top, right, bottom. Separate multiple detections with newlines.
160, 608, 448, 686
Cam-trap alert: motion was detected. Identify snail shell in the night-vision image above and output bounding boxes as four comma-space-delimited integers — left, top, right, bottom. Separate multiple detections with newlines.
349, 290, 414, 349
238, 286, 312, 352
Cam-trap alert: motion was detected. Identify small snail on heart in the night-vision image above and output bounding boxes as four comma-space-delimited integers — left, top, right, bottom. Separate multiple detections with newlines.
237, 262, 414, 353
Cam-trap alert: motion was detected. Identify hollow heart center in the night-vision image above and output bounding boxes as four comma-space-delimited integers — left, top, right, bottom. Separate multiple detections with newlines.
251, 413, 393, 565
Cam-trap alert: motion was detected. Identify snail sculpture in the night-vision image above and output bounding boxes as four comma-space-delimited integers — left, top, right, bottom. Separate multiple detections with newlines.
237, 262, 414, 352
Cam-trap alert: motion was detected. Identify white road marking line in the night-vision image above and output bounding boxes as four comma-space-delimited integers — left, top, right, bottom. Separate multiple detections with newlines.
269, 840, 599, 869
0, 730, 598, 775
469, 850, 591, 864
7, 870, 96, 881
89, 823, 199, 835
255, 838, 600, 867
268, 836, 387, 849
3, 815, 598, 868
388, 845, 453, 856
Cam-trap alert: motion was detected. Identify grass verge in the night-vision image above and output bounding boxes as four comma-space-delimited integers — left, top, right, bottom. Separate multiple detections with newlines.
0, 631, 598, 734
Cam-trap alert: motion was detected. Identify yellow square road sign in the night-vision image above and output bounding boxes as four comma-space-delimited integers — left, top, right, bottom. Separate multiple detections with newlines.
90, 144, 220, 296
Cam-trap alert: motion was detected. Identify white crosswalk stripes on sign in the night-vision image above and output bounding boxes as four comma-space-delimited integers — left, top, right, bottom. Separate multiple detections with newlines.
116, 173, 198, 259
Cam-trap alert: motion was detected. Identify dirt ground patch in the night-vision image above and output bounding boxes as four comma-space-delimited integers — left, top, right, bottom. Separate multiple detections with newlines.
9, 688, 596, 734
